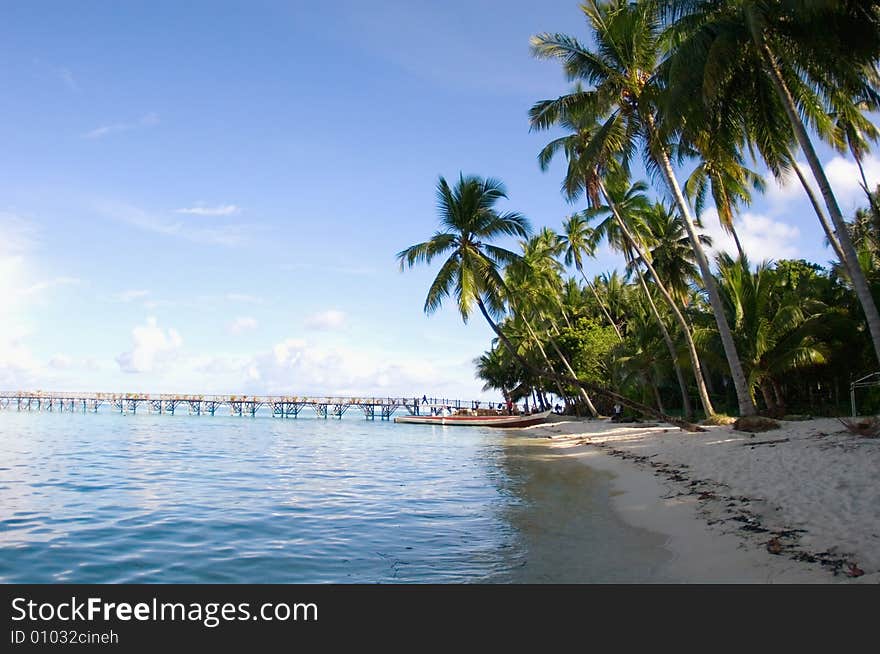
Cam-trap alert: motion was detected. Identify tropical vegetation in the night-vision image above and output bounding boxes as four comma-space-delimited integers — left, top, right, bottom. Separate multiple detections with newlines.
399, 0, 880, 424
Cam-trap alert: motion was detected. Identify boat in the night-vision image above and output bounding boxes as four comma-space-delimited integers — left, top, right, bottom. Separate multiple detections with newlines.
394, 409, 553, 428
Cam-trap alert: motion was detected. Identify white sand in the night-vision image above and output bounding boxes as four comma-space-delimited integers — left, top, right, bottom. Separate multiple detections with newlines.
526, 417, 880, 583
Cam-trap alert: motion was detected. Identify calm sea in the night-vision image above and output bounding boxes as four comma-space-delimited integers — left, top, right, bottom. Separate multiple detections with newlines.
0, 411, 671, 583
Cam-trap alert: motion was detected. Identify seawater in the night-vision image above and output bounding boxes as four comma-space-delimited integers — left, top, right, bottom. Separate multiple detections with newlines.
0, 411, 671, 583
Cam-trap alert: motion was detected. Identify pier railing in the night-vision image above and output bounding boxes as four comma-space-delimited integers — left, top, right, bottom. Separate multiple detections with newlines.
0, 391, 489, 420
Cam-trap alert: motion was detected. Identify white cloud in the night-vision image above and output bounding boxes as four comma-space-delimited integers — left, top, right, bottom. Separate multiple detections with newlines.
229, 316, 258, 334
701, 207, 801, 262
176, 204, 241, 216
824, 153, 880, 210
763, 154, 880, 215
83, 113, 160, 139
763, 159, 813, 210
17, 276, 80, 297
304, 309, 346, 331
254, 338, 442, 396
97, 202, 255, 247
116, 317, 183, 373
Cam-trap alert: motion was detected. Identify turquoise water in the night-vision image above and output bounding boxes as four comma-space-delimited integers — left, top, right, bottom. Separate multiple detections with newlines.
0, 411, 670, 583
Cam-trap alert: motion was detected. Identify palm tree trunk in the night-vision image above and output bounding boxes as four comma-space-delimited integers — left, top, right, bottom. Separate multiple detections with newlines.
474, 296, 705, 432
579, 266, 624, 340
758, 40, 880, 367
759, 378, 777, 415
644, 142, 755, 417
649, 374, 665, 414
544, 328, 600, 417
770, 377, 787, 415
628, 249, 695, 420
730, 226, 747, 263
598, 180, 715, 417
852, 149, 880, 218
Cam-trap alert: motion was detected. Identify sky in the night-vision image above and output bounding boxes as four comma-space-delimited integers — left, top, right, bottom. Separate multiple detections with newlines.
1, 0, 877, 401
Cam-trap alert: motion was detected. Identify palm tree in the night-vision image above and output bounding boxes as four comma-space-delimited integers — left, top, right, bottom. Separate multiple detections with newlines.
474, 347, 520, 406
530, 0, 753, 416
559, 214, 623, 339
660, 0, 880, 369
397, 174, 529, 325
631, 202, 711, 308
507, 230, 600, 416
592, 180, 704, 419
399, 173, 703, 430
715, 254, 839, 414
611, 292, 670, 413
681, 128, 765, 262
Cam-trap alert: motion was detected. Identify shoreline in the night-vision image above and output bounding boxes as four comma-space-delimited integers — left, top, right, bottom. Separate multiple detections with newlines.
523, 417, 879, 583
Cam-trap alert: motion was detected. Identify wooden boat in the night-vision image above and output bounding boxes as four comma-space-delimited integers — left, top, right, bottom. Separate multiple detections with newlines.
394, 409, 552, 428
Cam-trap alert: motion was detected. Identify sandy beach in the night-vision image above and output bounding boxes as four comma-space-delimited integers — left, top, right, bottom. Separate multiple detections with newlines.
525, 416, 880, 583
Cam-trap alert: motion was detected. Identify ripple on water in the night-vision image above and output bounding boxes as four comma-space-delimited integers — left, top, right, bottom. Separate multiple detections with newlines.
0, 412, 673, 582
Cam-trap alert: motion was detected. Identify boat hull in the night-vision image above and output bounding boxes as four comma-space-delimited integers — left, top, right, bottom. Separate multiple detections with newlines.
394, 410, 552, 428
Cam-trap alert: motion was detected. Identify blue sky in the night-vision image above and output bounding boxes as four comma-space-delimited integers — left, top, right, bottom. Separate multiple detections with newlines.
1, 0, 876, 400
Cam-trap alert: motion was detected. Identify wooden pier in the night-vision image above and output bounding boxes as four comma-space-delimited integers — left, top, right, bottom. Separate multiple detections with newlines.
0, 391, 488, 420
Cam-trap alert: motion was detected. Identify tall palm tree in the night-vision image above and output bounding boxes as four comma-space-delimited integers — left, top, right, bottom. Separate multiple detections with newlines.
399, 173, 703, 430
533, 96, 711, 417
660, 0, 880, 368
530, 0, 752, 415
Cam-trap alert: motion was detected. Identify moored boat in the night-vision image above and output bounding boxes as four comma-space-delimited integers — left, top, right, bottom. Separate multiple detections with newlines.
394, 409, 552, 427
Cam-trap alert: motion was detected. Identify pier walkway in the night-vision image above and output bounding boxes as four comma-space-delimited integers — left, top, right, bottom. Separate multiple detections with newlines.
0, 391, 488, 420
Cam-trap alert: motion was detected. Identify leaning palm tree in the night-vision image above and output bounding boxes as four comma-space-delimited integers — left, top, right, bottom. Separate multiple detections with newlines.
593, 180, 704, 419
398, 173, 703, 430
660, 0, 880, 368
530, 0, 750, 415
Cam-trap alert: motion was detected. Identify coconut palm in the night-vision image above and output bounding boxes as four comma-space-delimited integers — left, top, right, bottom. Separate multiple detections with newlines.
592, 180, 703, 419
508, 230, 600, 415
630, 202, 712, 307
474, 347, 520, 406
533, 100, 711, 417
397, 174, 530, 324
659, 0, 880, 368
559, 214, 623, 339
681, 128, 765, 262
529, 0, 751, 415
715, 254, 840, 414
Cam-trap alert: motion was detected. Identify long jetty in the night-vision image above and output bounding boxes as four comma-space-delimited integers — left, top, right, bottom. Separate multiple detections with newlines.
0, 391, 487, 420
